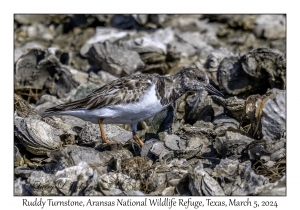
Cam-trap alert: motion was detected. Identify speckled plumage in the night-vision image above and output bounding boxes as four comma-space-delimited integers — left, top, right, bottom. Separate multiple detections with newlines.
44, 68, 219, 113
43, 68, 223, 145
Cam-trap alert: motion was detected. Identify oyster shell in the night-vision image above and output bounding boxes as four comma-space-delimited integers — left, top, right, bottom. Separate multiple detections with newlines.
86, 41, 145, 76
14, 117, 62, 155
14, 93, 38, 118
14, 177, 31, 196
78, 123, 132, 146
118, 190, 145, 196
48, 145, 133, 170
27, 171, 58, 196
204, 47, 235, 87
261, 90, 286, 141
240, 47, 286, 90
239, 89, 286, 140
218, 56, 250, 95
212, 95, 245, 121
15, 48, 78, 99
98, 172, 141, 191
55, 161, 94, 196
14, 145, 24, 167
188, 161, 225, 196
214, 131, 255, 158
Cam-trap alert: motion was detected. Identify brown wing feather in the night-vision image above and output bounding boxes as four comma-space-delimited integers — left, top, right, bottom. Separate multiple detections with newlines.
86, 76, 153, 110
43, 74, 155, 114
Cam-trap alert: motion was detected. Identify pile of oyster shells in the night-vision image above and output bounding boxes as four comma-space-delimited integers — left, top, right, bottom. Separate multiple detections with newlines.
14, 14, 286, 196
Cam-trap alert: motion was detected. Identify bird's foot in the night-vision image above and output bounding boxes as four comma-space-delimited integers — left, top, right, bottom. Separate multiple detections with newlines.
133, 135, 144, 147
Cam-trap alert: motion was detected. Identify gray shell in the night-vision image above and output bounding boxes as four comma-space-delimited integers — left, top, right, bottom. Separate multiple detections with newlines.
261, 90, 286, 141
14, 117, 62, 155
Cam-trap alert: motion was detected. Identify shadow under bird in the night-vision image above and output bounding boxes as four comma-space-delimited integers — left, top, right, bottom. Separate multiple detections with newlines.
43, 68, 224, 146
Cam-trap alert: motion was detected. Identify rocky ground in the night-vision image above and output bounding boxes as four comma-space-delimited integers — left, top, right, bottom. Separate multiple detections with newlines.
14, 14, 286, 196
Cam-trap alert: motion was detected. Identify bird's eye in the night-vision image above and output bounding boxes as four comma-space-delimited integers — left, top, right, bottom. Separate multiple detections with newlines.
197, 76, 205, 82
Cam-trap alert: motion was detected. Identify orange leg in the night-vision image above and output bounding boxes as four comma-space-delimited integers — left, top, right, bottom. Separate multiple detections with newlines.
130, 123, 144, 147
98, 118, 117, 145
132, 134, 144, 147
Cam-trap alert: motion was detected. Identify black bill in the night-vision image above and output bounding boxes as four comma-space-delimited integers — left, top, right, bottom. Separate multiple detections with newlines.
205, 84, 224, 97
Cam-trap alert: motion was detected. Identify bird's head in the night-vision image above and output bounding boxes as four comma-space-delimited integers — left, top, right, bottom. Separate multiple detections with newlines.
180, 68, 224, 97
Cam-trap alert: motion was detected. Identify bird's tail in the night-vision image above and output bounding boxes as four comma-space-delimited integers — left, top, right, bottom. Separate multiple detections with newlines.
42, 107, 63, 118
42, 96, 91, 118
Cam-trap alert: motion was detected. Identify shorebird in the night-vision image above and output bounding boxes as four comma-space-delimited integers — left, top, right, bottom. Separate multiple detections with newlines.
43, 68, 223, 146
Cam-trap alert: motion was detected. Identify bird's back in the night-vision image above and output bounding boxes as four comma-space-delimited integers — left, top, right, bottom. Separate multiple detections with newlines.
42, 73, 162, 117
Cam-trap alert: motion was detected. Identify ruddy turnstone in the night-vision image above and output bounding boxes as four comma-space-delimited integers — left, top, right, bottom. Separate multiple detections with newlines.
43, 68, 223, 146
